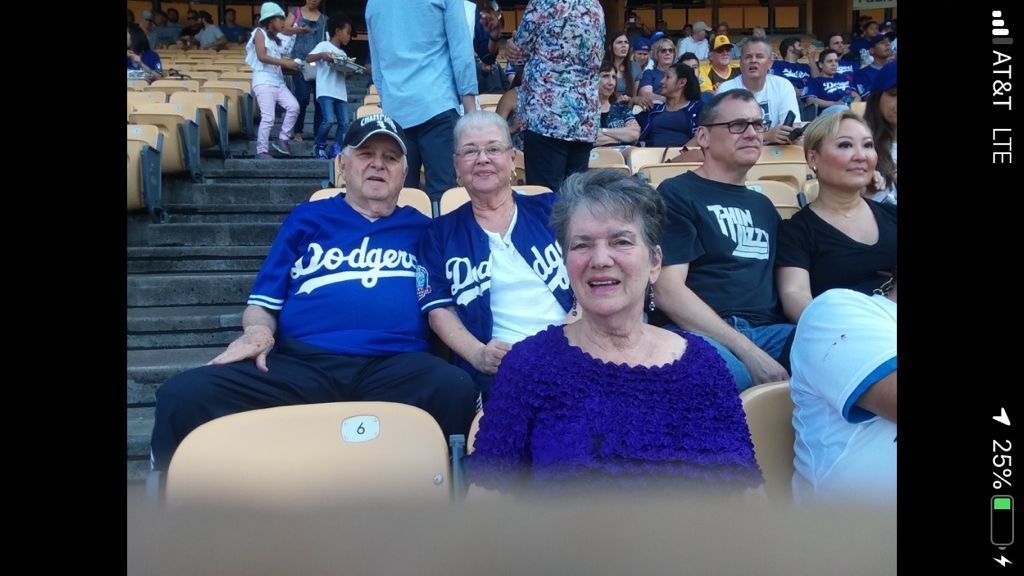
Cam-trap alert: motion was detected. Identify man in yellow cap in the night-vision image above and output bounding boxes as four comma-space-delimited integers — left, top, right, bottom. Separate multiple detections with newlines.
698, 35, 740, 95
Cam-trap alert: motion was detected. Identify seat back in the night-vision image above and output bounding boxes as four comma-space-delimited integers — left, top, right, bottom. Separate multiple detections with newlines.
309, 188, 434, 218
588, 147, 626, 167
362, 94, 381, 106
637, 162, 700, 188
357, 104, 383, 119
170, 91, 230, 152
127, 91, 167, 112
126, 125, 162, 211
129, 102, 200, 176
166, 402, 452, 509
439, 186, 551, 215
739, 381, 795, 501
626, 147, 669, 173
746, 180, 801, 219
202, 80, 254, 137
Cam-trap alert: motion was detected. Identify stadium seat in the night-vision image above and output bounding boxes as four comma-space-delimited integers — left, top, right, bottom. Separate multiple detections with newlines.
126, 124, 167, 222
362, 94, 381, 106
368, 84, 378, 95
129, 102, 202, 181
143, 79, 201, 98
170, 91, 231, 157
127, 91, 167, 113
739, 381, 795, 502
166, 402, 453, 509
588, 147, 626, 167
202, 80, 255, 139
746, 180, 801, 219
800, 179, 818, 206
746, 145, 809, 192
467, 411, 483, 455
309, 187, 434, 218
636, 162, 700, 188
477, 94, 502, 107
439, 185, 551, 215
356, 105, 382, 119
127, 79, 149, 91
850, 101, 866, 118
625, 147, 670, 173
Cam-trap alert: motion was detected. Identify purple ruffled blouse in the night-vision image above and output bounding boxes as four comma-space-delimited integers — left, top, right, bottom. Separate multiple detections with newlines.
471, 325, 764, 493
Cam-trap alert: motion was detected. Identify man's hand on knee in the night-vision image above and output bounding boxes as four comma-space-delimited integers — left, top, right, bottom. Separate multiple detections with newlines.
208, 325, 276, 372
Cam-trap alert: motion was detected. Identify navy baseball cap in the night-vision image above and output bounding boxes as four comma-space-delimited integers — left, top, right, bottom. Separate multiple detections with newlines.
868, 34, 891, 47
633, 37, 652, 52
872, 62, 897, 94
344, 113, 408, 155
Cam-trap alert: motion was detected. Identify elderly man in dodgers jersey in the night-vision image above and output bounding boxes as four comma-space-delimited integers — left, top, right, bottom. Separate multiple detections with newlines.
149, 114, 477, 472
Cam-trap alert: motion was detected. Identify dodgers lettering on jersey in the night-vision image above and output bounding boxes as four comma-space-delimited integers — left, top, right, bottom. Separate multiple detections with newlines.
290, 237, 418, 294
805, 74, 855, 102
442, 240, 568, 307
771, 61, 810, 89
707, 205, 770, 260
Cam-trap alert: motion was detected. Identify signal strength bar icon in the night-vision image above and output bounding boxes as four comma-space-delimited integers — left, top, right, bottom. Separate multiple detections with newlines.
993, 11, 1013, 44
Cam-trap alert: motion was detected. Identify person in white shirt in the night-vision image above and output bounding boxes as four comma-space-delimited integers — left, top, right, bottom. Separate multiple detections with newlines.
305, 13, 354, 160
676, 21, 710, 60
717, 38, 800, 144
790, 277, 897, 504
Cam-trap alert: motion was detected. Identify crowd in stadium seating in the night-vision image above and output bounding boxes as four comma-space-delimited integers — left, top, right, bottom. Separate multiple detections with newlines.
132, 1, 897, 503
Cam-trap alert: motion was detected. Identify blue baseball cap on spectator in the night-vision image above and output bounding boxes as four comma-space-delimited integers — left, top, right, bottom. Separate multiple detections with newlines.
872, 62, 897, 94
868, 34, 891, 47
650, 31, 666, 43
633, 37, 652, 52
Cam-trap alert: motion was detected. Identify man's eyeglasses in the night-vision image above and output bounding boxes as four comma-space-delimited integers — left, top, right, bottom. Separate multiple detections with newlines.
703, 119, 768, 134
456, 145, 511, 159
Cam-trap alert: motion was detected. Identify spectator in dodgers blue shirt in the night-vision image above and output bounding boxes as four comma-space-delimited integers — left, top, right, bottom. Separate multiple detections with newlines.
803, 49, 860, 111
418, 111, 573, 403
771, 37, 811, 96
149, 113, 477, 472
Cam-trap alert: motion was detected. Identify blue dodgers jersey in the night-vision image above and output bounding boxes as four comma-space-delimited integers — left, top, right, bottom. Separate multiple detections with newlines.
248, 196, 433, 355
417, 193, 572, 357
770, 61, 811, 90
804, 74, 856, 102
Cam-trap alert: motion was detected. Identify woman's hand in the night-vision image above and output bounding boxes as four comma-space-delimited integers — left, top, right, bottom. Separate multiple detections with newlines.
281, 58, 301, 72
616, 94, 632, 104
127, 50, 141, 64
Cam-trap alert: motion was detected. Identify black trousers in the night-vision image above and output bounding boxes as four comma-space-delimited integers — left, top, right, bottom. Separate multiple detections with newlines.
523, 130, 593, 192
150, 338, 477, 471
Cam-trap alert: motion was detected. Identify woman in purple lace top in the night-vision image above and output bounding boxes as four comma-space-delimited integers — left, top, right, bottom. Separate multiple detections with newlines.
470, 169, 763, 494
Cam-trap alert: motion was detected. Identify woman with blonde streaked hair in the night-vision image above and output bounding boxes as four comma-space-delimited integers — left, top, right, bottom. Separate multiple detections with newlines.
775, 109, 896, 323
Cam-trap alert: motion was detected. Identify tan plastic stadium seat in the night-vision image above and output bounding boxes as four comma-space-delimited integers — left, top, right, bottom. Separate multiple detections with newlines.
740, 381, 795, 502
637, 162, 700, 188
129, 102, 202, 180
170, 91, 230, 156
309, 187, 433, 218
439, 185, 550, 215
746, 180, 801, 219
202, 80, 255, 138
357, 104, 382, 118
166, 402, 453, 509
143, 79, 201, 98
126, 124, 167, 222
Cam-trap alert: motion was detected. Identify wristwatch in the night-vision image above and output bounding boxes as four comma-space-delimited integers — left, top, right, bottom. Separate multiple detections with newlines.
601, 128, 608, 134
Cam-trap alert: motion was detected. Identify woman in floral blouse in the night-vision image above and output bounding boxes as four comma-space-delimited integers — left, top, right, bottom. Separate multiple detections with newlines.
504, 0, 604, 192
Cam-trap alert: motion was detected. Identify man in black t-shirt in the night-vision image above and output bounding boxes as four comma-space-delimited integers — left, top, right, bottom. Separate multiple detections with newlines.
653, 89, 795, 391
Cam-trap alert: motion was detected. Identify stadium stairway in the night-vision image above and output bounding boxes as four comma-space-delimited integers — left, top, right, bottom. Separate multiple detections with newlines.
126, 74, 372, 481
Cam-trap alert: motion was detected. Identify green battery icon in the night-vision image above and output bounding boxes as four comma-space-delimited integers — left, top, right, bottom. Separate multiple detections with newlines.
993, 496, 1014, 546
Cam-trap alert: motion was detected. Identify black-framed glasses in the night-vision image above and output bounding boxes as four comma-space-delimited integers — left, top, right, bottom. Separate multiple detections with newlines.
703, 119, 768, 134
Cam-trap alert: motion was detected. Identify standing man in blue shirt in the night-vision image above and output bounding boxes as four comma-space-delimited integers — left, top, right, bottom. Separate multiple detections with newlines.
149, 114, 477, 472
366, 0, 479, 202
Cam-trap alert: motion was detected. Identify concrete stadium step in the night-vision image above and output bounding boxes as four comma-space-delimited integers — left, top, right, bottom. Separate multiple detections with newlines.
128, 305, 243, 350
128, 222, 282, 247
127, 272, 256, 306
127, 405, 154, 480
127, 246, 269, 273
128, 347, 221, 402
199, 156, 333, 178
159, 209, 292, 224
162, 181, 323, 206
